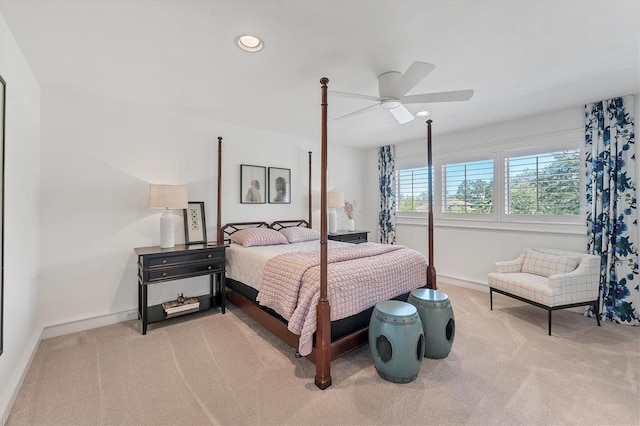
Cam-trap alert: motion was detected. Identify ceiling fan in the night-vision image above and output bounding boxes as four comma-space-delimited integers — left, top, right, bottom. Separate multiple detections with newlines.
330, 61, 474, 124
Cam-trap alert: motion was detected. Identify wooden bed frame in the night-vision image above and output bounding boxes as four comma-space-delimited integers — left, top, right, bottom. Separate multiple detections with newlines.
213, 78, 437, 389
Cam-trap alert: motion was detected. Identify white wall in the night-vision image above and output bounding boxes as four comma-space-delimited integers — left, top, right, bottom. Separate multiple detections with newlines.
36, 87, 367, 327
365, 98, 640, 289
0, 12, 42, 425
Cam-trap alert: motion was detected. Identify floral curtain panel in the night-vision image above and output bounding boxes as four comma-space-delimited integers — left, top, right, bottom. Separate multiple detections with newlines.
585, 95, 639, 325
378, 145, 396, 244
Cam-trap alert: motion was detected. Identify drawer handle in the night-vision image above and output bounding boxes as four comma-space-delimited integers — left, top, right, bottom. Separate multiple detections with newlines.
162, 259, 167, 264
207, 254, 213, 258
162, 272, 167, 277
207, 266, 212, 270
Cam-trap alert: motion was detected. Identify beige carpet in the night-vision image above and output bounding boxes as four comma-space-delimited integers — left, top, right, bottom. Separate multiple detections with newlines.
7, 284, 640, 425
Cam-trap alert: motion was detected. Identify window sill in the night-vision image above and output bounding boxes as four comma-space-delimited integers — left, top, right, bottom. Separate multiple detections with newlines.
395, 216, 586, 236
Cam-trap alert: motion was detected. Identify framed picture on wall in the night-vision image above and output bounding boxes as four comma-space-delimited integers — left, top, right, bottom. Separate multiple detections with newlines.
183, 201, 207, 245
240, 164, 266, 204
0, 75, 5, 356
268, 167, 291, 204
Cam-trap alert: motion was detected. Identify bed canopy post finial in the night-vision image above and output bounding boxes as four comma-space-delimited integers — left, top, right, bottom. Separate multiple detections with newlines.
308, 151, 312, 228
426, 120, 437, 290
315, 77, 332, 390
217, 136, 223, 245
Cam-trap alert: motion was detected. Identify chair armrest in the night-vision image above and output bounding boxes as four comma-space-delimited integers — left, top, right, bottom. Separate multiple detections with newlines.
493, 252, 525, 273
548, 255, 600, 293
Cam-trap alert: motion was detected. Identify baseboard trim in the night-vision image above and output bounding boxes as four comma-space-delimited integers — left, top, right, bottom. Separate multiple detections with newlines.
437, 274, 489, 293
41, 308, 139, 340
1, 329, 43, 426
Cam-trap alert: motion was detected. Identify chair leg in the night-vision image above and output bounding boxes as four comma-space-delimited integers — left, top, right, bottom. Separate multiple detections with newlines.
490, 288, 493, 310
594, 300, 601, 327
548, 309, 552, 335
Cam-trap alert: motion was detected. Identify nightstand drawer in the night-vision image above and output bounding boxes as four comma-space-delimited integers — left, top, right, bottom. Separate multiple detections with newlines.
145, 261, 224, 282
146, 250, 224, 268
328, 231, 369, 244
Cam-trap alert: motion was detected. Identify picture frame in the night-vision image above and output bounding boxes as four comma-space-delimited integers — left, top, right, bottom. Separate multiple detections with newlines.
183, 201, 207, 245
268, 167, 291, 204
0, 75, 5, 356
240, 164, 266, 204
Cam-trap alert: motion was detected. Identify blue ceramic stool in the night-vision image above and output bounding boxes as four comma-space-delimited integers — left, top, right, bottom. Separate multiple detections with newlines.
408, 288, 455, 359
369, 300, 424, 383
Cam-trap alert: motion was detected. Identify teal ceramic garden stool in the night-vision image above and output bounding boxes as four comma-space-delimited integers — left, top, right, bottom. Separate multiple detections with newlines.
369, 300, 424, 383
408, 288, 455, 359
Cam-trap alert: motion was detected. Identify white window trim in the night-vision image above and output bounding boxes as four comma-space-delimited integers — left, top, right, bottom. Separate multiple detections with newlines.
395, 128, 584, 230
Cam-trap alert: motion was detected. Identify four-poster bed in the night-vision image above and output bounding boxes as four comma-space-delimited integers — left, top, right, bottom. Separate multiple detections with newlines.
213, 78, 437, 389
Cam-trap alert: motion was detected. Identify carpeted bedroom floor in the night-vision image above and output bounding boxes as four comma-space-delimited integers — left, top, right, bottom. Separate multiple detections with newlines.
6, 283, 640, 425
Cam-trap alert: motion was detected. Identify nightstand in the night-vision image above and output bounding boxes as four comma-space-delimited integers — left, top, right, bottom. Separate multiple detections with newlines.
327, 230, 369, 244
134, 243, 226, 335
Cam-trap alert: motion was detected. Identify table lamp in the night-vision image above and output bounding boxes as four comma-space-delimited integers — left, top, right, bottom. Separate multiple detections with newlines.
327, 191, 344, 234
148, 184, 188, 248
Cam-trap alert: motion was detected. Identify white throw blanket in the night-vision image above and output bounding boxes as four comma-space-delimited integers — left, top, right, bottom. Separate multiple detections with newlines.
257, 243, 428, 355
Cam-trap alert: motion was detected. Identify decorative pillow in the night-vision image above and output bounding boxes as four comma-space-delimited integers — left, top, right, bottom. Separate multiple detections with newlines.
229, 228, 289, 247
521, 249, 580, 277
279, 227, 320, 243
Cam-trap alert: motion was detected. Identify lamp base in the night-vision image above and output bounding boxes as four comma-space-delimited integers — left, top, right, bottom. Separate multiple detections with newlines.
328, 208, 337, 234
160, 210, 175, 248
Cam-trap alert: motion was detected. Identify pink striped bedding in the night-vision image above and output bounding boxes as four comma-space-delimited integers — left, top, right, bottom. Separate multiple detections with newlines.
256, 242, 427, 356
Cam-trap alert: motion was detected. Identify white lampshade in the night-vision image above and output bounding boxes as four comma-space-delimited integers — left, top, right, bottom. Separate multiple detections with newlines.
327, 192, 344, 209
148, 184, 188, 248
148, 184, 188, 209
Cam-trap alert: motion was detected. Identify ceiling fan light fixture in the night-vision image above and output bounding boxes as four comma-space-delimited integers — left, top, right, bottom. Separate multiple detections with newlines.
236, 35, 263, 52
416, 110, 431, 117
381, 99, 401, 110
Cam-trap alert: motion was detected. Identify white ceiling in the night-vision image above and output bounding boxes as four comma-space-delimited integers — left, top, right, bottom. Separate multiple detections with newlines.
1, 0, 639, 148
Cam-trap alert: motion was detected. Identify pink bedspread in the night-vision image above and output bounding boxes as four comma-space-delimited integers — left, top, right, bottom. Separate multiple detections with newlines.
256, 243, 427, 356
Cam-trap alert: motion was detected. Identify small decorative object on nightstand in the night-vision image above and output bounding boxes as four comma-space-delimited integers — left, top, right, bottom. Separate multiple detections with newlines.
328, 230, 369, 244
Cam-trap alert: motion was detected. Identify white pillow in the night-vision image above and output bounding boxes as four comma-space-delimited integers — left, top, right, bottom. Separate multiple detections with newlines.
229, 228, 289, 247
279, 227, 320, 243
521, 249, 580, 277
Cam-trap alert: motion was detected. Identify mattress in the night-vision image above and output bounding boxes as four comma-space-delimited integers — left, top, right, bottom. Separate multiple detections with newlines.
225, 239, 352, 290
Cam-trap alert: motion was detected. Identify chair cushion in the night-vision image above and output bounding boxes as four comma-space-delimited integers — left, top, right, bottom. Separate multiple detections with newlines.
521, 249, 579, 277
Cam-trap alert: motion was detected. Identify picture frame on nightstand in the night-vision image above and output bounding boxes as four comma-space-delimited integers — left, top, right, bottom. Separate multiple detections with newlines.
183, 201, 207, 245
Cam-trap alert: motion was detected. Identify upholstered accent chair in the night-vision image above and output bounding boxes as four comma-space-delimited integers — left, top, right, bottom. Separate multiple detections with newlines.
488, 248, 601, 335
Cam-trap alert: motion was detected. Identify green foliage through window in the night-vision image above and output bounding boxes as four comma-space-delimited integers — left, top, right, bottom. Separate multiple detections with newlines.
443, 160, 494, 214
506, 150, 580, 215
396, 167, 430, 213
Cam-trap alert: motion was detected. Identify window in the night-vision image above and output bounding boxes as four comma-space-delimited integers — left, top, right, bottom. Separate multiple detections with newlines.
396, 167, 430, 213
442, 159, 494, 214
505, 149, 580, 215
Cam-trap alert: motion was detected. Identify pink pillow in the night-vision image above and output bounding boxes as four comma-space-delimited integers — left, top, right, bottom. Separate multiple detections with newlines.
279, 227, 320, 243
230, 228, 289, 247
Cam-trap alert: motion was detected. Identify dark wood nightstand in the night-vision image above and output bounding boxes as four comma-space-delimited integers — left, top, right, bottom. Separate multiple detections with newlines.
134, 243, 226, 335
327, 230, 369, 244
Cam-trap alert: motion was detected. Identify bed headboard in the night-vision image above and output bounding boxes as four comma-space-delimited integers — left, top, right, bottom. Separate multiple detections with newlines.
221, 221, 270, 243
270, 220, 310, 230
221, 220, 309, 243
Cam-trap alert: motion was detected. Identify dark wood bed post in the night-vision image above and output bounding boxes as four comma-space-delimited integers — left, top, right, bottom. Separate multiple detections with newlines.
308, 151, 312, 228
315, 77, 332, 390
426, 120, 437, 289
217, 136, 223, 245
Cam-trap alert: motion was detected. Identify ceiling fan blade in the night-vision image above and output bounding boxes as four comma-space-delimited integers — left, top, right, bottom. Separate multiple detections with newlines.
401, 89, 475, 104
390, 61, 436, 98
329, 90, 381, 102
334, 103, 380, 121
389, 104, 415, 124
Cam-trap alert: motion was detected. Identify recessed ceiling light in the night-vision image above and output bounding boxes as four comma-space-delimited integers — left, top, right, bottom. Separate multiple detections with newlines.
415, 110, 431, 117
236, 35, 264, 52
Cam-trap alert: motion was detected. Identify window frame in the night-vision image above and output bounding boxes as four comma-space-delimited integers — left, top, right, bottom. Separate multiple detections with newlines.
436, 152, 498, 222
499, 141, 584, 224
394, 129, 584, 229
395, 165, 432, 218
